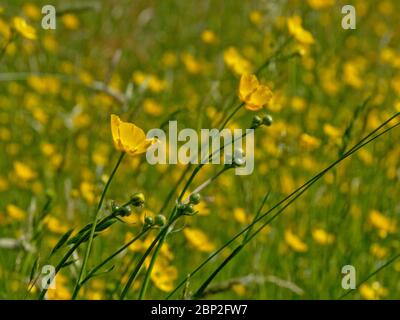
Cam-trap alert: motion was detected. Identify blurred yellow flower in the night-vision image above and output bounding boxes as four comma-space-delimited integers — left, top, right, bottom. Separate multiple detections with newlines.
312, 228, 335, 245
12, 17, 37, 40
307, 0, 335, 10
183, 227, 215, 252
0, 176, 9, 191
368, 210, 396, 237
14, 161, 37, 181
110, 114, 156, 156
22, 3, 41, 20
62, 14, 80, 30
285, 230, 308, 252
46, 274, 70, 300
143, 98, 163, 116
201, 29, 218, 44
239, 74, 273, 111
0, 18, 11, 40
287, 16, 314, 45
359, 282, 388, 300
249, 10, 263, 26
344, 62, 364, 89
182, 53, 202, 74
323, 124, 342, 140
6, 204, 26, 221
299, 133, 321, 151
44, 216, 69, 234
80, 181, 96, 204
151, 257, 178, 292
370, 243, 388, 259
224, 47, 252, 75
234, 207, 248, 224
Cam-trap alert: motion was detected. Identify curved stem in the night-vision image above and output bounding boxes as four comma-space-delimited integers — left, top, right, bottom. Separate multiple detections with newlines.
72, 152, 125, 299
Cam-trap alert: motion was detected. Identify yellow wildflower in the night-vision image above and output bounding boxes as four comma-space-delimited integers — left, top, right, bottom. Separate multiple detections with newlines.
287, 16, 314, 45
201, 29, 218, 44
299, 133, 321, 151
307, 0, 335, 10
12, 17, 37, 40
285, 230, 308, 252
370, 243, 388, 259
312, 228, 335, 245
110, 114, 156, 156
369, 210, 396, 237
6, 204, 26, 221
183, 227, 215, 252
62, 14, 80, 30
22, 3, 41, 20
359, 282, 388, 300
143, 98, 163, 116
234, 207, 249, 224
14, 161, 37, 181
239, 74, 273, 111
80, 181, 96, 204
249, 10, 263, 26
0, 18, 11, 40
0, 176, 9, 191
344, 62, 363, 89
151, 257, 178, 292
44, 216, 69, 234
182, 53, 202, 74
224, 47, 252, 75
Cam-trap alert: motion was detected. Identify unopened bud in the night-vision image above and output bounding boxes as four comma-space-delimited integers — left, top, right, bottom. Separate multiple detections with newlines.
154, 214, 167, 227
130, 192, 145, 207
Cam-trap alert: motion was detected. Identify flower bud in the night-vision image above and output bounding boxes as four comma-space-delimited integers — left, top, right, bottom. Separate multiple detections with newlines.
251, 115, 263, 129
189, 193, 201, 205
233, 148, 246, 167
144, 216, 154, 227
111, 202, 120, 213
177, 203, 195, 215
262, 114, 273, 126
118, 206, 131, 217
185, 204, 195, 215
154, 214, 167, 227
130, 192, 145, 207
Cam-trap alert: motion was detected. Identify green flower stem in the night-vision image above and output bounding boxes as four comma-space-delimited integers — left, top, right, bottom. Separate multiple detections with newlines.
38, 235, 85, 300
79, 227, 149, 288
120, 220, 174, 299
138, 166, 229, 300
72, 152, 125, 299
166, 113, 400, 299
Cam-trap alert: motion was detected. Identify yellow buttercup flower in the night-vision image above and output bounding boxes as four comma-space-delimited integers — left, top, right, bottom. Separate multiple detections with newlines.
201, 29, 218, 44
224, 47, 252, 75
239, 74, 273, 111
61, 14, 80, 30
285, 230, 308, 252
111, 114, 156, 156
359, 282, 388, 300
183, 228, 215, 252
6, 204, 26, 221
307, 0, 335, 10
312, 228, 335, 245
12, 17, 37, 40
369, 210, 396, 237
14, 161, 37, 181
287, 16, 314, 45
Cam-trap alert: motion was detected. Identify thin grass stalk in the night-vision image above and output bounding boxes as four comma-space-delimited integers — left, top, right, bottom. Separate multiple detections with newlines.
167, 112, 400, 299
72, 152, 125, 299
